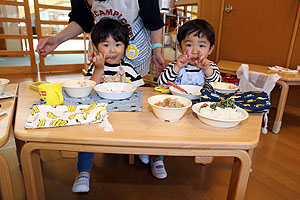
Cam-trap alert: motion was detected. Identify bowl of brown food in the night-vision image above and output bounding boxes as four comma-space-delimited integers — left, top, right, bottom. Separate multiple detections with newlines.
147, 95, 192, 122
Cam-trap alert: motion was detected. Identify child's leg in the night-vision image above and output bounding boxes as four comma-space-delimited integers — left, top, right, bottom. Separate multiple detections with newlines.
72, 152, 94, 193
77, 152, 94, 171
150, 155, 167, 179
138, 155, 150, 164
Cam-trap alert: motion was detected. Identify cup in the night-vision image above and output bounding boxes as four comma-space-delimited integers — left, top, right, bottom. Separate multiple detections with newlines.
38, 83, 64, 106
0, 78, 10, 95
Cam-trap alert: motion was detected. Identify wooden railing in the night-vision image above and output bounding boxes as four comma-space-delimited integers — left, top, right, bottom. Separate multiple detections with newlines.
33, 0, 87, 73
0, 0, 37, 74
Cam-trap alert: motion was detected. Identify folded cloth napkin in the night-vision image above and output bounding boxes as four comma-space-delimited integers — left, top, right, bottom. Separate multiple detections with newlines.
25, 103, 110, 129
268, 65, 298, 73
199, 82, 270, 113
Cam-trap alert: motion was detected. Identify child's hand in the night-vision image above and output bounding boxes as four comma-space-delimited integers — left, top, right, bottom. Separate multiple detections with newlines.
90, 52, 106, 84
92, 52, 106, 71
174, 49, 190, 73
195, 51, 210, 70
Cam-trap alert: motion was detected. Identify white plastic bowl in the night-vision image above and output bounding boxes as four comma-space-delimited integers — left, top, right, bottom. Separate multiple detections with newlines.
148, 95, 192, 122
62, 79, 96, 98
192, 102, 248, 128
210, 82, 239, 93
0, 78, 10, 95
94, 82, 137, 100
169, 85, 202, 100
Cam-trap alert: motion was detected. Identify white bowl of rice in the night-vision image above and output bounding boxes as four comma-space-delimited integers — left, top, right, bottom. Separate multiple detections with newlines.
192, 101, 248, 128
148, 95, 192, 122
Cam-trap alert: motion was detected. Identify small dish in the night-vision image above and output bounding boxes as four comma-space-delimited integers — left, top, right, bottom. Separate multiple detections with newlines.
192, 102, 248, 128
94, 82, 137, 100
169, 85, 202, 100
62, 79, 96, 98
210, 82, 239, 93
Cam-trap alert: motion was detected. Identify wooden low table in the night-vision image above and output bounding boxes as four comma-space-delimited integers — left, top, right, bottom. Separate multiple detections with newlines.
0, 83, 18, 200
217, 60, 300, 134
14, 82, 262, 200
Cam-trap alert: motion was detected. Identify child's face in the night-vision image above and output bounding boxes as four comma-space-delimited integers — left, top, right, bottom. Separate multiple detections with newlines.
96, 35, 125, 64
178, 33, 214, 65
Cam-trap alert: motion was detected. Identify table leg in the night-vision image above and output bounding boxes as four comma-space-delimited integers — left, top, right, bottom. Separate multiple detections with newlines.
20, 142, 253, 200
226, 150, 252, 200
21, 143, 45, 200
129, 154, 135, 165
272, 80, 289, 134
0, 154, 15, 200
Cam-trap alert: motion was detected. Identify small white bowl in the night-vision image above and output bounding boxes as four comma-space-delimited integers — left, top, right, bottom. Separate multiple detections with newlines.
148, 95, 192, 122
192, 102, 248, 128
169, 85, 202, 100
62, 79, 96, 98
94, 82, 137, 100
210, 82, 239, 93
0, 78, 10, 95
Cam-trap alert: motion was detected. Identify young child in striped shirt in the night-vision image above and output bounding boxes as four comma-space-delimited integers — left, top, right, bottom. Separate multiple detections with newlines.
158, 19, 221, 85
72, 18, 145, 193
89, 18, 144, 87
149, 19, 222, 180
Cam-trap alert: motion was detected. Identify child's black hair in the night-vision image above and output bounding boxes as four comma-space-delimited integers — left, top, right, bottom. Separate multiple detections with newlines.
177, 19, 215, 48
91, 18, 129, 49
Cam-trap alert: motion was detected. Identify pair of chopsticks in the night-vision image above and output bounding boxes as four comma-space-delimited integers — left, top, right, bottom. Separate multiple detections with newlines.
167, 80, 189, 94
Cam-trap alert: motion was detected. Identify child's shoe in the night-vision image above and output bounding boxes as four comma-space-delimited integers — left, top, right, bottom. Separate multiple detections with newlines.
72, 171, 90, 193
139, 155, 150, 164
150, 157, 167, 179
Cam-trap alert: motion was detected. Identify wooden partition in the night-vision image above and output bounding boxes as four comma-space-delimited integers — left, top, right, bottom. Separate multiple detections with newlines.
33, 0, 87, 73
0, 0, 37, 74
198, 0, 300, 69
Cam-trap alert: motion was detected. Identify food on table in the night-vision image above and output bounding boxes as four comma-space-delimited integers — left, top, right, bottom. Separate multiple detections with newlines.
77, 81, 88, 87
102, 87, 126, 93
199, 99, 243, 120
103, 66, 126, 83
154, 98, 185, 108
211, 82, 239, 90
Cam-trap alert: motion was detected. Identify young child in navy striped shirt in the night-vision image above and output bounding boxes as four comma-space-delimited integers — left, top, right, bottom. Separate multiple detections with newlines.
158, 19, 221, 85
72, 18, 145, 193
89, 18, 144, 87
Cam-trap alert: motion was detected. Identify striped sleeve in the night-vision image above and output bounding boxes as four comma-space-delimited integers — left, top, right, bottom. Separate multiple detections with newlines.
205, 62, 222, 82
157, 61, 179, 85
122, 62, 145, 87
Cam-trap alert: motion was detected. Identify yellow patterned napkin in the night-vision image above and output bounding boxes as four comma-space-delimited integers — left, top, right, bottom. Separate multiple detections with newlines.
25, 103, 110, 129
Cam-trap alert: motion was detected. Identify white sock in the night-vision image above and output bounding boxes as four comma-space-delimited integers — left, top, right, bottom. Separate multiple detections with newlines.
139, 155, 150, 164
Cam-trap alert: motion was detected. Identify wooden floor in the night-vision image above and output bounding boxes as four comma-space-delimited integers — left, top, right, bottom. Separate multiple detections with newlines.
0, 72, 299, 200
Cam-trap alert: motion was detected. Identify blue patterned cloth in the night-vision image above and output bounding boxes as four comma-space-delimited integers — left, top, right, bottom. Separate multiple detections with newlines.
33, 91, 143, 112
199, 82, 270, 113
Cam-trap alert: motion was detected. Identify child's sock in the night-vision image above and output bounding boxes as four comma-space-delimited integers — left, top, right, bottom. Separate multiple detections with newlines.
139, 155, 150, 164
72, 171, 90, 193
150, 156, 167, 179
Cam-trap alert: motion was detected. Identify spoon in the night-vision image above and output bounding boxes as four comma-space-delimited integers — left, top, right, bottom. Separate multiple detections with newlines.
167, 80, 191, 94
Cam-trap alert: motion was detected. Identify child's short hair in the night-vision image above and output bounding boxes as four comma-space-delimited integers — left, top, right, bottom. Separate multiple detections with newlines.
177, 19, 215, 48
91, 18, 129, 49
